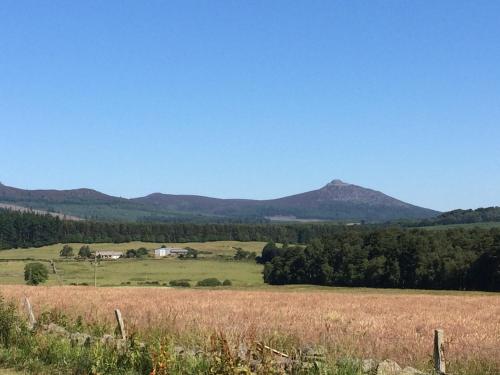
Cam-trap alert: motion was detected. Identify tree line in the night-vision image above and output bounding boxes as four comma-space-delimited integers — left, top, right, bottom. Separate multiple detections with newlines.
412, 206, 500, 227
0, 209, 351, 249
260, 227, 500, 291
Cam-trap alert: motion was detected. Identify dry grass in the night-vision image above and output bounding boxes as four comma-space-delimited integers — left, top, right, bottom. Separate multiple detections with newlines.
1, 285, 498, 369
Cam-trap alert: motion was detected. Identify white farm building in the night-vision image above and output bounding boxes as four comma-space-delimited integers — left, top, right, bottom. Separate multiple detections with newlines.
96, 251, 123, 260
154, 247, 189, 257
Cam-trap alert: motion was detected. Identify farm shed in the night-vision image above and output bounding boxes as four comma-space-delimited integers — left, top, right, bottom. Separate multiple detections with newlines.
96, 251, 123, 260
154, 247, 188, 257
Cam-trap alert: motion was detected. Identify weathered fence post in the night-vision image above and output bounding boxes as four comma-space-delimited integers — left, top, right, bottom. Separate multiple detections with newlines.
115, 309, 126, 339
50, 260, 57, 274
434, 329, 446, 374
24, 296, 36, 330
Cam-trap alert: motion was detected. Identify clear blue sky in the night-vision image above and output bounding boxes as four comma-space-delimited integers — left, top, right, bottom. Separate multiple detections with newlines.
1, 1, 499, 211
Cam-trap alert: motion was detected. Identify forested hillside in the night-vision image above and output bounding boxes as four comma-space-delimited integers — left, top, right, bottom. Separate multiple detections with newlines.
415, 207, 500, 227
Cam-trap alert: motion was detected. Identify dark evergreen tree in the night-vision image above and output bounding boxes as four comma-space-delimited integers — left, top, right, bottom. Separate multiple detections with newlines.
78, 245, 92, 258
59, 245, 74, 258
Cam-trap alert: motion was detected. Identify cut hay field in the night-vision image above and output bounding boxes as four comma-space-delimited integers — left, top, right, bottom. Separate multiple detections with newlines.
1, 286, 498, 372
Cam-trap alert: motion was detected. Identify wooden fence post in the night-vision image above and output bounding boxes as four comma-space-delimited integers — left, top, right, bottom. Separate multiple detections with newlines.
24, 296, 36, 330
50, 260, 57, 274
115, 309, 126, 339
434, 329, 446, 374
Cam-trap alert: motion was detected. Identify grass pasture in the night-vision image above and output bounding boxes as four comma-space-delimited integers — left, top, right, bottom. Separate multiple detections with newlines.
0, 240, 268, 260
0, 262, 26, 285
0, 241, 266, 287
57, 258, 263, 287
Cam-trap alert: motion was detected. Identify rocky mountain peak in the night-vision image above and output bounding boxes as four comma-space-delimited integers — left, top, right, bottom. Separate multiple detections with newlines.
325, 179, 351, 188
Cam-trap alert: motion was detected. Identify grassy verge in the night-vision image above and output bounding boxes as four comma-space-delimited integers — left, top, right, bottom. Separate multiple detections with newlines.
0, 294, 367, 374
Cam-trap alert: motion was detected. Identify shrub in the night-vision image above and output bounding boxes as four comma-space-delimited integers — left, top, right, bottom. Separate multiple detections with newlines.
78, 245, 92, 258
59, 245, 74, 258
233, 248, 256, 261
126, 247, 149, 258
222, 279, 232, 286
24, 262, 49, 285
169, 279, 191, 287
0, 294, 19, 347
197, 278, 222, 287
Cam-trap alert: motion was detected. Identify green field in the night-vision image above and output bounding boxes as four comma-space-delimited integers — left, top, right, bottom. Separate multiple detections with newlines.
0, 241, 267, 260
0, 241, 266, 287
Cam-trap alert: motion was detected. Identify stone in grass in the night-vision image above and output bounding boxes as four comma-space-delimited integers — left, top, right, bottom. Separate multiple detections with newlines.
101, 334, 115, 345
362, 358, 377, 374
237, 342, 249, 360
376, 359, 401, 375
45, 323, 69, 338
174, 346, 185, 355
70, 332, 92, 347
301, 344, 327, 359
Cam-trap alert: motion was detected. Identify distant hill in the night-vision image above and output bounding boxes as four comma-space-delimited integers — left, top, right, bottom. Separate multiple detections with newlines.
0, 180, 438, 222
0, 203, 83, 221
415, 206, 500, 227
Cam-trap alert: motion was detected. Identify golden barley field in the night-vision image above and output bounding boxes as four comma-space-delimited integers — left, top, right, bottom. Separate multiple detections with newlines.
1, 285, 498, 369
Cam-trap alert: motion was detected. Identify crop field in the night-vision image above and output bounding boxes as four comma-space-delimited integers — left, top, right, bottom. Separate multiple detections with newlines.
1, 286, 499, 372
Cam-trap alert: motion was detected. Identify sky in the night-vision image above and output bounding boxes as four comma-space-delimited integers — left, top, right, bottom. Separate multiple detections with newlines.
0, 1, 499, 212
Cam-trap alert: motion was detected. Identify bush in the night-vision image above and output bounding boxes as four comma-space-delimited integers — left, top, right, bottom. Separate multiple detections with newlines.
78, 245, 92, 258
0, 294, 20, 347
139, 281, 159, 285
169, 279, 191, 287
196, 278, 222, 287
233, 248, 256, 261
59, 245, 74, 258
24, 262, 49, 285
126, 247, 149, 258
222, 279, 232, 286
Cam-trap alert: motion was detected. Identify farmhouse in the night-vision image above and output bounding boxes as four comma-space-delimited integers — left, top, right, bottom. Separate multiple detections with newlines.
96, 251, 123, 260
154, 247, 189, 257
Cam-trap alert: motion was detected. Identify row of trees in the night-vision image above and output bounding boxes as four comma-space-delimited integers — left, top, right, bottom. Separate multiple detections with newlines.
261, 227, 500, 291
0, 209, 351, 249
59, 245, 92, 258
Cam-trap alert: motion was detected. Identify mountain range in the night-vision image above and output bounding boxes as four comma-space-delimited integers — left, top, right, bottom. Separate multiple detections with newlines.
0, 180, 438, 222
